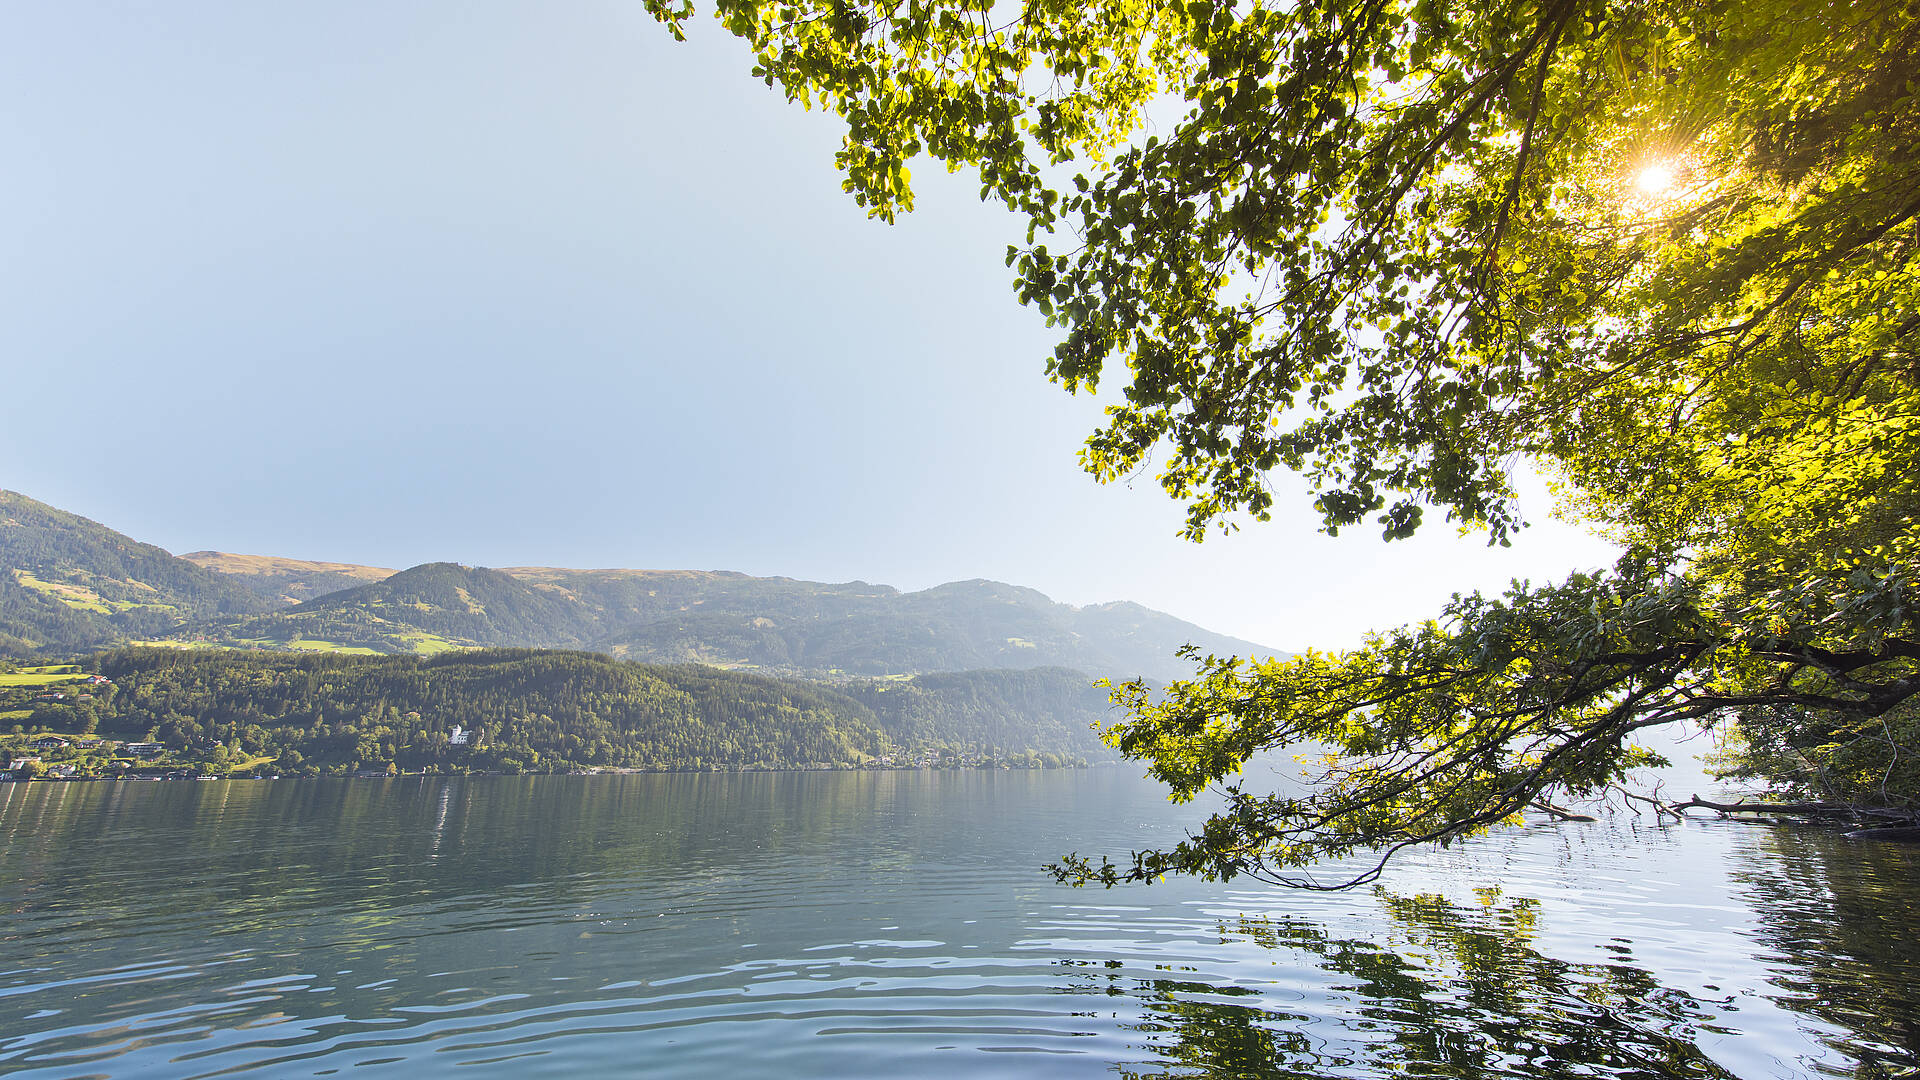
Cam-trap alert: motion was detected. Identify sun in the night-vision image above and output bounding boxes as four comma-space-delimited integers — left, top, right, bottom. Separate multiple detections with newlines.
1633, 161, 1678, 197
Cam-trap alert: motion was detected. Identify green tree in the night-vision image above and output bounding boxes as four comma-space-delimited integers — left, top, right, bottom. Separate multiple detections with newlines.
656, 0, 1920, 883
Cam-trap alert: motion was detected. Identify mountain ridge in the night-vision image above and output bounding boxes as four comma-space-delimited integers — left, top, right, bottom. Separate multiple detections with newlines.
0, 490, 278, 653
178, 551, 396, 605
3, 489, 1286, 681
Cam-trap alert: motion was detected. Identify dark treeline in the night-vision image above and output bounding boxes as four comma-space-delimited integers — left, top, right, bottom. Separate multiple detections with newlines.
10, 648, 1109, 776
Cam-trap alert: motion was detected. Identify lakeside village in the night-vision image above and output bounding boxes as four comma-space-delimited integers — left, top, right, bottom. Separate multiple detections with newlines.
2, 664, 1086, 781
5, 666, 312, 781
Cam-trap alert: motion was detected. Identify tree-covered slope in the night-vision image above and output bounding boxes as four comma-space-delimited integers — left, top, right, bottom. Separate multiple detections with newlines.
182, 562, 1278, 681
846, 667, 1117, 757
196, 563, 601, 653
3, 490, 1283, 681
36, 648, 1113, 773
0, 490, 278, 652
550, 571, 1278, 681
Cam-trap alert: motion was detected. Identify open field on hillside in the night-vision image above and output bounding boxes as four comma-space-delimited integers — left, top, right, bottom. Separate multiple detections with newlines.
179, 551, 396, 582
13, 570, 111, 613
391, 632, 462, 655
284, 639, 384, 655
13, 569, 180, 616
0, 665, 85, 687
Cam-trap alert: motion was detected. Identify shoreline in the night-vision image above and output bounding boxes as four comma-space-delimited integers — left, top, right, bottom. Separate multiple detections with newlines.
2, 761, 1110, 783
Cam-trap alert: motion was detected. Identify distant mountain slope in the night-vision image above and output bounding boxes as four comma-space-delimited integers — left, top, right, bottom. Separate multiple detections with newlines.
518, 569, 1278, 681
198, 563, 598, 653
179, 551, 395, 604
0, 490, 277, 652
3, 490, 1283, 682
186, 562, 1276, 681
518, 570, 1273, 679
847, 667, 1119, 756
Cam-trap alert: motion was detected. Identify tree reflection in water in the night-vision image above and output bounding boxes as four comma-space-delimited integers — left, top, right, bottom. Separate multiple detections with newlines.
1068, 826, 1920, 1080
1069, 889, 1738, 1079
1729, 829, 1920, 1079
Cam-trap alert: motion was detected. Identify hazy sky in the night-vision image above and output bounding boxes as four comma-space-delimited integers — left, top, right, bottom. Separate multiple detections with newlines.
2, 2, 1619, 651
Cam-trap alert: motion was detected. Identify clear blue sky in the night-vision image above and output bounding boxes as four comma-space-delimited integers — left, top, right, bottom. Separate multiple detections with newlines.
1, 1, 1618, 651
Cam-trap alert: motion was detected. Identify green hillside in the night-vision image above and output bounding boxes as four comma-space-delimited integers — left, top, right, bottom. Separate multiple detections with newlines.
846, 667, 1118, 755
2, 490, 1283, 684
528, 570, 1277, 681
206, 563, 598, 651
6, 648, 1113, 774
190, 564, 1278, 681
0, 490, 278, 653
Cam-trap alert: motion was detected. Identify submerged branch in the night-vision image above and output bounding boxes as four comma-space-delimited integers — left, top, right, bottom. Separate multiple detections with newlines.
1667, 795, 1918, 822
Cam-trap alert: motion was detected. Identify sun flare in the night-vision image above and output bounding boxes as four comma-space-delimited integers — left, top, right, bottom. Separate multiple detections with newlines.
1634, 161, 1678, 197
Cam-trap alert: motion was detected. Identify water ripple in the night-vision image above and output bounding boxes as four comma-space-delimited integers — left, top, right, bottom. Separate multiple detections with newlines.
2, 774, 1915, 1078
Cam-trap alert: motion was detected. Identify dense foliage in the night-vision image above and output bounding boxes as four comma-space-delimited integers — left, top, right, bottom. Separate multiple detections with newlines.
3, 649, 1112, 776
653, 0, 1920, 880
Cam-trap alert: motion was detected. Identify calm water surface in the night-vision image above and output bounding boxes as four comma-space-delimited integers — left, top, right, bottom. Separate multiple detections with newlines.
0, 771, 1913, 1079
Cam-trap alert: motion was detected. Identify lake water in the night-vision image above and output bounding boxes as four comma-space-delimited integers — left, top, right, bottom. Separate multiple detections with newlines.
0, 771, 1914, 1079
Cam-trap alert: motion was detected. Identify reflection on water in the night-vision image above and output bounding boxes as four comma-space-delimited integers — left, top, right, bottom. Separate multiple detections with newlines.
1732, 829, 1920, 1078
0, 772, 1914, 1078
1095, 893, 1735, 1080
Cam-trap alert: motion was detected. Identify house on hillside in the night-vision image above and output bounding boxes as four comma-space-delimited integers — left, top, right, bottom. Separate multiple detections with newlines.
448, 725, 471, 746
8, 757, 42, 772
124, 742, 165, 757
32, 737, 69, 750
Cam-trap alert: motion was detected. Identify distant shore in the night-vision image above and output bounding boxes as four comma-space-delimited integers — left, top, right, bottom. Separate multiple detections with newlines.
3, 760, 1103, 784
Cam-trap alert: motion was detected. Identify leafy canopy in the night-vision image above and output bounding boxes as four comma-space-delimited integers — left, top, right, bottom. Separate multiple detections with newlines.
653, 0, 1920, 883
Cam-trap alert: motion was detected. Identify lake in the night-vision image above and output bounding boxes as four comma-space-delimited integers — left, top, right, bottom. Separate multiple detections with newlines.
0, 770, 1914, 1078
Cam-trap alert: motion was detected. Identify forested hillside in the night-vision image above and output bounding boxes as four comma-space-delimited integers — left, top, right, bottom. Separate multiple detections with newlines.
0, 491, 276, 653
539, 572, 1275, 680
193, 564, 1277, 680
3, 490, 1283, 684
6, 649, 1114, 775
846, 667, 1117, 758
195, 563, 599, 653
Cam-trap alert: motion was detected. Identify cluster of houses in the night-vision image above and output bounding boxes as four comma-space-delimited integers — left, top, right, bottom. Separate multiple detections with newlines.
16, 735, 131, 753
6, 757, 80, 778
5, 733, 171, 781
28, 676, 109, 691
4, 687, 476, 780
25, 674, 110, 705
